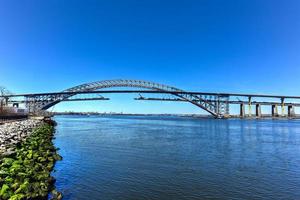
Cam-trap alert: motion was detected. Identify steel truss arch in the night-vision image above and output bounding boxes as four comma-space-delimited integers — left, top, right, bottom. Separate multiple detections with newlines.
31, 79, 228, 118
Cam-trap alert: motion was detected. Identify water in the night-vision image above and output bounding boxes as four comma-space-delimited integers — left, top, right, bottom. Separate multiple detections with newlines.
52, 115, 300, 200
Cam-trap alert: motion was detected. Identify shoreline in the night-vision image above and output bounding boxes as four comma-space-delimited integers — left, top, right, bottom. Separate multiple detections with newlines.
0, 119, 43, 156
0, 118, 62, 199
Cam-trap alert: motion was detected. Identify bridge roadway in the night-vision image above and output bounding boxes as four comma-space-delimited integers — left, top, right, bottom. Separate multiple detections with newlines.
2, 89, 300, 118
3, 90, 300, 99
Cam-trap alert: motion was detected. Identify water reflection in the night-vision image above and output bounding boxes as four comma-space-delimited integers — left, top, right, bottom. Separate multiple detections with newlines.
52, 116, 300, 200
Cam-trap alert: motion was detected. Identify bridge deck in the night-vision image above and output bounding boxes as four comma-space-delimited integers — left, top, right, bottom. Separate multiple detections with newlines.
2, 90, 300, 99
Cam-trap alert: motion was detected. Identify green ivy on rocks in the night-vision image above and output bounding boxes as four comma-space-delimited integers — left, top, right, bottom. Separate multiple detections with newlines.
0, 123, 62, 200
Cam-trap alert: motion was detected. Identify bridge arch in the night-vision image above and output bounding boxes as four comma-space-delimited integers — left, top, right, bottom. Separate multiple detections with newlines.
36, 79, 221, 117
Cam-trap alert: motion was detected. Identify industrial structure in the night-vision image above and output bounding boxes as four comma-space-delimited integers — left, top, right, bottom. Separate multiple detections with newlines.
1, 79, 300, 119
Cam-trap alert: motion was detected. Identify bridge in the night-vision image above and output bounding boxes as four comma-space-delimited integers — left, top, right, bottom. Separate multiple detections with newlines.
1, 79, 300, 118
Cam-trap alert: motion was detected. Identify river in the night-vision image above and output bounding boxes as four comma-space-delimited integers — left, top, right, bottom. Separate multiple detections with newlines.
52, 115, 300, 199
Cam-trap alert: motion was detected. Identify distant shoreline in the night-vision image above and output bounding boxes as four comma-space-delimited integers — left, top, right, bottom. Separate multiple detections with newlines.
52, 112, 214, 118
51, 112, 300, 119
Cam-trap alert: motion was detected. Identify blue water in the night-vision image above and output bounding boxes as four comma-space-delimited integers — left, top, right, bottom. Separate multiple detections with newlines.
52, 115, 300, 199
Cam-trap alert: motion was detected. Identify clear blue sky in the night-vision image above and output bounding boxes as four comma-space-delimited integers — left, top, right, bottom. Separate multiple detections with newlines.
1, 0, 300, 114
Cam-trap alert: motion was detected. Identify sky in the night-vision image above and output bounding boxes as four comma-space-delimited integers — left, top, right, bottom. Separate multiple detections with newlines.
0, 0, 300, 114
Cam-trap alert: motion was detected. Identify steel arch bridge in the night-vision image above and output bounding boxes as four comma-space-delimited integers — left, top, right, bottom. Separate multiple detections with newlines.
24, 79, 229, 118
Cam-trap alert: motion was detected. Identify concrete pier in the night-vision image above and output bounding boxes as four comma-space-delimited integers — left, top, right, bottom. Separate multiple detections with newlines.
288, 105, 295, 118
248, 97, 252, 117
281, 98, 285, 117
256, 104, 261, 118
240, 104, 245, 118
272, 105, 279, 117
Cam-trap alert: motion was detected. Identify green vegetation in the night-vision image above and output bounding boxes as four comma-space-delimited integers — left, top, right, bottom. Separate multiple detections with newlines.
0, 123, 62, 200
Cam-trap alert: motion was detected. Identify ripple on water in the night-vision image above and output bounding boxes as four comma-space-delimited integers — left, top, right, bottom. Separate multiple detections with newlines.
52, 116, 300, 200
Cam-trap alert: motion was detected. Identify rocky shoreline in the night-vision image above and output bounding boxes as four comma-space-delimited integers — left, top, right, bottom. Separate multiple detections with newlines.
0, 118, 62, 199
0, 119, 43, 157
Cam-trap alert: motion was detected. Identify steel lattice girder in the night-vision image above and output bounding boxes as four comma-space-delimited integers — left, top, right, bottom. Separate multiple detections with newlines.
31, 79, 226, 117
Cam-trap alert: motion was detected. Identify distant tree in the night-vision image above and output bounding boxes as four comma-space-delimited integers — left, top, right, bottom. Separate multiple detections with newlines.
0, 86, 12, 114
0, 86, 12, 95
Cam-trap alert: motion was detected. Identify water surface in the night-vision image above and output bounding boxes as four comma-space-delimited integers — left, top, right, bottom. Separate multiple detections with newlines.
52, 115, 300, 199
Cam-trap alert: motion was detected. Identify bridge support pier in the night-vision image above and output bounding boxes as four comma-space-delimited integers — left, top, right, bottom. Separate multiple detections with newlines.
256, 104, 262, 118
281, 98, 285, 117
272, 105, 279, 118
248, 97, 252, 117
288, 105, 295, 118
240, 104, 245, 118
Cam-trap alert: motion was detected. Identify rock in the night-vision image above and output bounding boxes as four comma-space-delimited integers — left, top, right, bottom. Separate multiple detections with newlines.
1, 148, 16, 157
0, 119, 43, 156
51, 189, 63, 200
